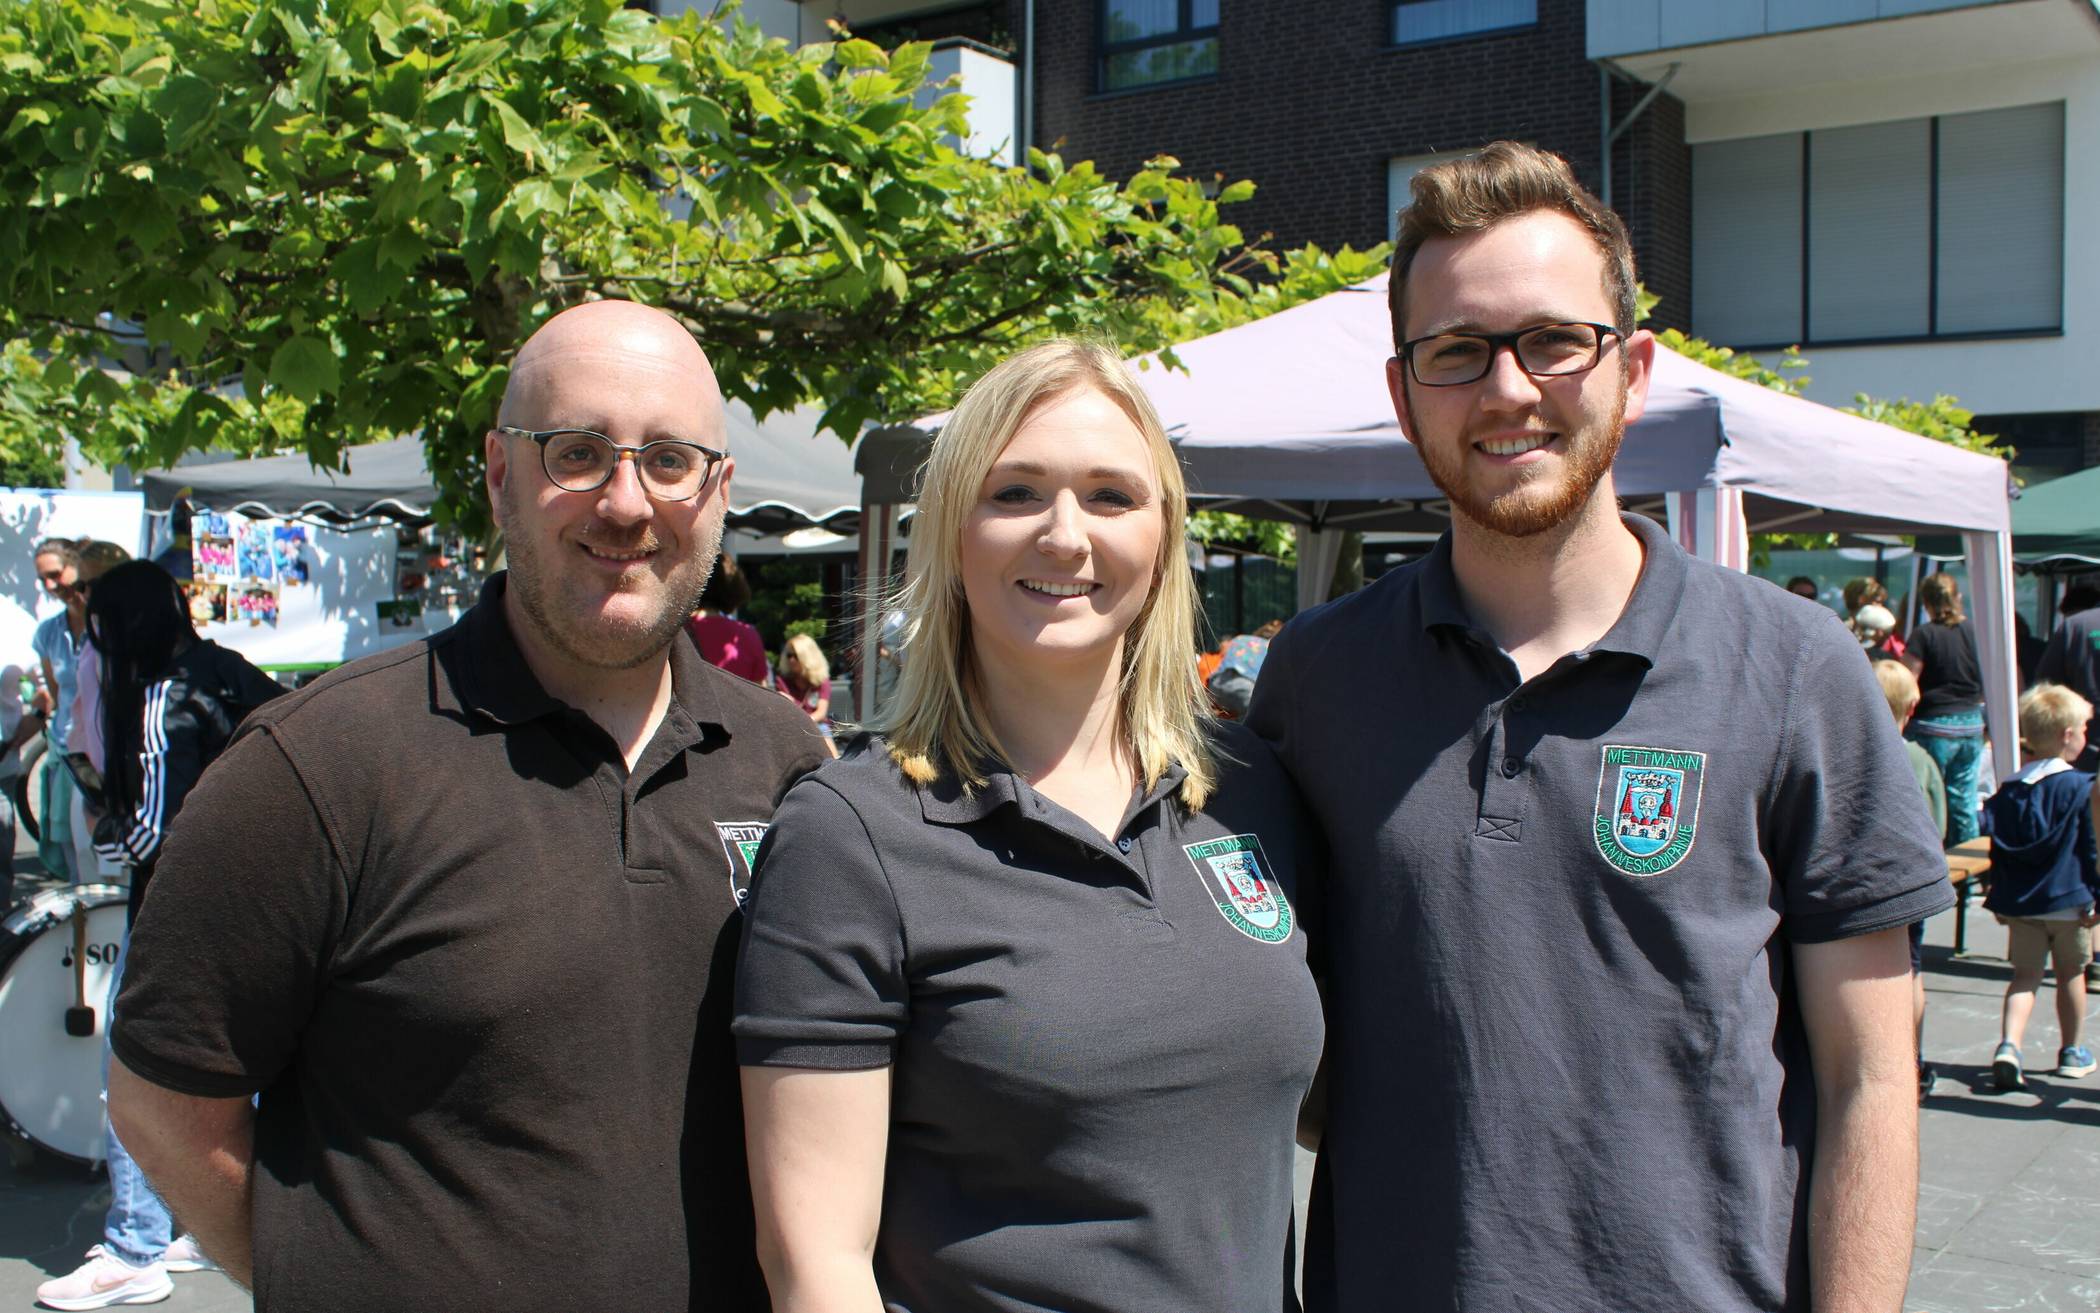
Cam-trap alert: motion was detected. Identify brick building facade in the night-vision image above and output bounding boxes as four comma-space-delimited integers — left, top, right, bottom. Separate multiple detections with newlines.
855, 0, 1696, 332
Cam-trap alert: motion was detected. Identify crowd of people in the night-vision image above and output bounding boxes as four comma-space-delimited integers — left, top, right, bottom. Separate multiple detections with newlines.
8, 540, 283, 1308
7, 140, 2094, 1313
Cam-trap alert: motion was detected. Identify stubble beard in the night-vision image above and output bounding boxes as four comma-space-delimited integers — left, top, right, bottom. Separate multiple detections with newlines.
1415, 388, 1628, 540
500, 479, 723, 671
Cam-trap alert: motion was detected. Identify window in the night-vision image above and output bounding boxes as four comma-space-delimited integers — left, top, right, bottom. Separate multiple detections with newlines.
1390, 0, 1536, 47
1387, 151, 1470, 240
1099, 0, 1218, 92
1692, 103, 2063, 347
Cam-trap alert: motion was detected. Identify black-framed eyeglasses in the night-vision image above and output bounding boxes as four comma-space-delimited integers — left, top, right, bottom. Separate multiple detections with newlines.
497, 425, 727, 501
1397, 321, 1623, 388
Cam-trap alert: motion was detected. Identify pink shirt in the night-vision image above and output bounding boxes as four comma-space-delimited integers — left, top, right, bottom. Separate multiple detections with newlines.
70, 640, 104, 772
685, 613, 770, 686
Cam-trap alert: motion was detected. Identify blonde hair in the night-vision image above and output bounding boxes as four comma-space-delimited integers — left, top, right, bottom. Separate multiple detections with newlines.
874, 339, 1215, 809
1872, 659, 1920, 727
2018, 682, 2092, 755
781, 633, 829, 687
75, 540, 133, 588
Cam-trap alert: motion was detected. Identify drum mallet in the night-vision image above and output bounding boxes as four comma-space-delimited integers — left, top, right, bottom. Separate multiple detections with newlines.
65, 903, 96, 1038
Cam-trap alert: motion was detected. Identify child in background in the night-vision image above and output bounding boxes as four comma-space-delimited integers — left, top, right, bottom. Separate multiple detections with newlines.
1980, 682, 2099, 1088
1874, 660, 1947, 1101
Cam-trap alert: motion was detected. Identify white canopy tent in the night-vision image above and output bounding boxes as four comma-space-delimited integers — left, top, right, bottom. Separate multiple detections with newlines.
856, 276, 2020, 773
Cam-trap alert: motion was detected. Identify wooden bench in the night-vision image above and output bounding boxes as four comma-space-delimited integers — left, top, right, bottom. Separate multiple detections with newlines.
1945, 837, 1992, 956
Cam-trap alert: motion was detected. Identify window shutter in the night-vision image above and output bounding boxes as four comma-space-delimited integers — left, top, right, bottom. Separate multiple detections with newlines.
1807, 118, 1931, 341
1691, 134, 1803, 346
1936, 102, 2063, 334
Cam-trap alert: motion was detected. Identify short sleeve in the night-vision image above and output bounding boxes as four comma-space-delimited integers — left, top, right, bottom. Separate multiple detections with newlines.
732, 774, 906, 1070
1764, 617, 1956, 942
113, 725, 347, 1098
1245, 621, 1301, 758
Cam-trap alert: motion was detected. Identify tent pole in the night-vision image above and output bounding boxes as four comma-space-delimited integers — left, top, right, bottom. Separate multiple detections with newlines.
855, 503, 896, 722
1962, 529, 2022, 786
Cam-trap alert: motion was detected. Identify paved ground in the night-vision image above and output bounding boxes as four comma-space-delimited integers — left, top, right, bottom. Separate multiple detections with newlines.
3, 854, 2094, 1310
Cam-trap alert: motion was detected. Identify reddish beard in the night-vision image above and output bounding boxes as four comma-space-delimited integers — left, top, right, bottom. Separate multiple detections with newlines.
1411, 386, 1627, 539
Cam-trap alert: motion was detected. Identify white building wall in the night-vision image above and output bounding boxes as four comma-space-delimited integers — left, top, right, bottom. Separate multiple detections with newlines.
1683, 55, 2100, 416
654, 0, 810, 44
922, 45, 1018, 166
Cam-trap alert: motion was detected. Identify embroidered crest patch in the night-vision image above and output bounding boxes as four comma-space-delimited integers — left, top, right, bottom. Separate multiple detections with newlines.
715, 822, 770, 909
1183, 833, 1293, 943
1592, 745, 1706, 876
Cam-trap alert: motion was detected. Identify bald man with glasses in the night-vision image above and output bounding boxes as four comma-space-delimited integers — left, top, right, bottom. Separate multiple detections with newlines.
108, 303, 828, 1313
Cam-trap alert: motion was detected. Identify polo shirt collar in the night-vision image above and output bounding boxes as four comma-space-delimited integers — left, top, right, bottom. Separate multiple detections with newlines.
1412, 511, 1688, 669
1590, 512, 1688, 668
449, 574, 563, 726
919, 763, 1028, 826
917, 755, 1188, 828
443, 573, 729, 738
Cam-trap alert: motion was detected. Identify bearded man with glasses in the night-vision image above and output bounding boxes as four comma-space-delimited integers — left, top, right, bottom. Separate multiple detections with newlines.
1250, 143, 1949, 1313
107, 301, 828, 1312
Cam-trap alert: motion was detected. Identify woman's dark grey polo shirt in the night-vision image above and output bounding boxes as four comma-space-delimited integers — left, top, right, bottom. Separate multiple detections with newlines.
735, 723, 1324, 1313
1249, 513, 1954, 1313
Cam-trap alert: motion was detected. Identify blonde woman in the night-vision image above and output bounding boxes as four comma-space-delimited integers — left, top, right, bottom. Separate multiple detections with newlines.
776, 632, 833, 729
734, 341, 1323, 1312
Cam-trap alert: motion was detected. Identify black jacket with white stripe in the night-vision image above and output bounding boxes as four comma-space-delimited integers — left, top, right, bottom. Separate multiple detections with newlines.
92, 639, 285, 922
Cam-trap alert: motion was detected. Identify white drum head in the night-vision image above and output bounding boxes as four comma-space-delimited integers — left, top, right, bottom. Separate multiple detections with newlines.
0, 886, 128, 1164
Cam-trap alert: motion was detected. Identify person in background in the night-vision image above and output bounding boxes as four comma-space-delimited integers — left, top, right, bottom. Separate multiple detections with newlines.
1978, 682, 2098, 1088
687, 551, 771, 685
871, 610, 905, 717
1907, 572, 1987, 846
777, 632, 835, 751
1874, 659, 1947, 1103
64, 540, 132, 884
1784, 576, 1819, 602
35, 561, 283, 1312
1206, 618, 1282, 721
1853, 603, 1904, 666
2038, 580, 2100, 988
29, 536, 83, 879
0, 663, 25, 906
2038, 581, 2100, 773
1844, 577, 1906, 663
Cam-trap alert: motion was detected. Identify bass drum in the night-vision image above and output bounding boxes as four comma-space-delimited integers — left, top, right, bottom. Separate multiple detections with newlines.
0, 884, 128, 1165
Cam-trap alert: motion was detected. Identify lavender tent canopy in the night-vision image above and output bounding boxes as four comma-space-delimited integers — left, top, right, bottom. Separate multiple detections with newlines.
855, 275, 2020, 771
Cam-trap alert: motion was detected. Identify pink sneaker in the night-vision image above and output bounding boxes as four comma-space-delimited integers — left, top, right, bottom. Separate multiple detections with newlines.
33, 1245, 172, 1310
159, 1234, 219, 1274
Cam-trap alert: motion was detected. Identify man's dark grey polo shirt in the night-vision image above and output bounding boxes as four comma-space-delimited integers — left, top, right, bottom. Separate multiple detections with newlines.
115, 575, 828, 1312
1249, 513, 1952, 1313
734, 725, 1324, 1312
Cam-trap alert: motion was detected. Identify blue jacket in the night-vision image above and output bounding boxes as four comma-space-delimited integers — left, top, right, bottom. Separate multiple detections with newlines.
1980, 760, 2099, 917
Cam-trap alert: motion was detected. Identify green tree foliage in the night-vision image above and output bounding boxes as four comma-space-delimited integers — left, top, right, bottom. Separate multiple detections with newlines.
0, 0, 1274, 527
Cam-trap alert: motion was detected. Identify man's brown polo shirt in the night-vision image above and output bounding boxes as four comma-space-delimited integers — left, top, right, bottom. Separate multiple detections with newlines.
115, 575, 827, 1312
